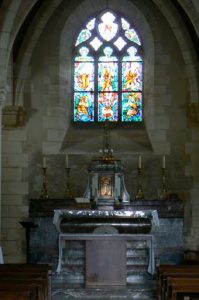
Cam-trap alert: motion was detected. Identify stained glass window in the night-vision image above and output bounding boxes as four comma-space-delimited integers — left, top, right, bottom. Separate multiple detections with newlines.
73, 11, 143, 123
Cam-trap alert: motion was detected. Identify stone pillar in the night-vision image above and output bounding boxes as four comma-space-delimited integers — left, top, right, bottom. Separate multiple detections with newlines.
0, 85, 9, 241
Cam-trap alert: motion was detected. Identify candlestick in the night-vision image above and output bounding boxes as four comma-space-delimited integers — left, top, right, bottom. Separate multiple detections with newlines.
40, 166, 49, 199
136, 166, 144, 200
163, 155, 165, 169
159, 167, 168, 200
139, 155, 142, 168
43, 156, 47, 168
65, 166, 73, 198
66, 155, 69, 168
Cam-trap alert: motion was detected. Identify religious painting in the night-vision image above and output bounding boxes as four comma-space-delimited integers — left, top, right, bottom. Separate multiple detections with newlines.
99, 175, 114, 198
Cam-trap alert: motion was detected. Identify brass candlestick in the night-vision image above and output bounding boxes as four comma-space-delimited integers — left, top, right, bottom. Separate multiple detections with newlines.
65, 167, 73, 198
136, 167, 144, 200
40, 167, 49, 199
159, 167, 168, 200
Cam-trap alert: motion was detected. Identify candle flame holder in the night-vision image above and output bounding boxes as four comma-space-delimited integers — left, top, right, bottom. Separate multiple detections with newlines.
136, 167, 144, 200
159, 167, 168, 200
65, 167, 73, 198
40, 167, 49, 199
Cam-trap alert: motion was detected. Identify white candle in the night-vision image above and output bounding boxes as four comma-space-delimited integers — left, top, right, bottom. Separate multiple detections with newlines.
43, 156, 46, 168
66, 155, 69, 168
139, 155, 142, 168
163, 155, 166, 168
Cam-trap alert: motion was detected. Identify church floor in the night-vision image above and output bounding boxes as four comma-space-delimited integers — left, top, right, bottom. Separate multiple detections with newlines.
52, 276, 157, 300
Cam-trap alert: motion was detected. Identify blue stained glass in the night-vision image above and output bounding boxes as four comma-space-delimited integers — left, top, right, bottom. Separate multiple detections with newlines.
74, 62, 94, 91
75, 29, 92, 46
98, 62, 118, 91
74, 92, 94, 122
125, 29, 141, 45
98, 92, 118, 121
122, 62, 142, 91
122, 92, 142, 122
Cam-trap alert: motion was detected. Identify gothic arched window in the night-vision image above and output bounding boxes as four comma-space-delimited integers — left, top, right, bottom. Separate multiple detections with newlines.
73, 11, 143, 123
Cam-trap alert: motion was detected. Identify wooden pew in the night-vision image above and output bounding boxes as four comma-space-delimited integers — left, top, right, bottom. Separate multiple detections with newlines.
0, 284, 38, 300
166, 278, 199, 300
171, 284, 199, 300
0, 264, 51, 300
157, 265, 199, 300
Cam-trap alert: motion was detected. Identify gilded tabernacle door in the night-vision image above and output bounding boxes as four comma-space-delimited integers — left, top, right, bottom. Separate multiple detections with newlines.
99, 175, 114, 198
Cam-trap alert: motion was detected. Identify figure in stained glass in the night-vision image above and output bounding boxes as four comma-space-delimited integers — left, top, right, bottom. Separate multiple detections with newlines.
74, 62, 94, 91
74, 93, 94, 122
122, 92, 142, 122
98, 62, 118, 91
98, 93, 118, 121
122, 62, 142, 91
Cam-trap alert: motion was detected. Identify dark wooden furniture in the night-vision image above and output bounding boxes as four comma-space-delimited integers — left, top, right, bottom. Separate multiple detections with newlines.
157, 264, 199, 300
0, 263, 51, 300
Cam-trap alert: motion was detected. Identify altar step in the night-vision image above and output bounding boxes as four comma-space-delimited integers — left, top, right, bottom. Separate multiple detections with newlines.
52, 280, 157, 300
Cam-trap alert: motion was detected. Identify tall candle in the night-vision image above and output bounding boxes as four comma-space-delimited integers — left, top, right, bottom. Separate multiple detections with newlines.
163, 155, 166, 168
139, 155, 142, 168
66, 155, 69, 168
43, 156, 46, 168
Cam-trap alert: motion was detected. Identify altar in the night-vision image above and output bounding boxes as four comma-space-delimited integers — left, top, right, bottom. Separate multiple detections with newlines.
52, 208, 158, 285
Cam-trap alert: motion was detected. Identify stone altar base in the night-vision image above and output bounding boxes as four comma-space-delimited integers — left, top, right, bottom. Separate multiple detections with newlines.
52, 277, 157, 300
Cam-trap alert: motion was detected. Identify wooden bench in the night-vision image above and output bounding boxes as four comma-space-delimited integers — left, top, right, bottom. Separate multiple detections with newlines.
0, 264, 51, 300
157, 265, 199, 300
171, 284, 199, 300
166, 278, 199, 300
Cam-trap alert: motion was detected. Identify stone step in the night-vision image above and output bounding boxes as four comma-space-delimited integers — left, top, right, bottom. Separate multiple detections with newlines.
52, 282, 156, 300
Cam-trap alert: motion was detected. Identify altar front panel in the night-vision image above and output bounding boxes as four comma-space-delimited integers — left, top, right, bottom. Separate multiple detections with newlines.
86, 239, 126, 286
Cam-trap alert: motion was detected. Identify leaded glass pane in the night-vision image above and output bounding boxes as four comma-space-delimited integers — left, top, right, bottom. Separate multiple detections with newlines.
121, 18, 130, 30
122, 62, 142, 91
98, 62, 118, 91
122, 46, 142, 61
114, 37, 126, 50
122, 92, 142, 122
75, 29, 92, 46
125, 29, 141, 45
75, 47, 94, 62
90, 37, 102, 51
99, 47, 117, 61
74, 62, 94, 91
74, 92, 94, 122
98, 92, 118, 121
86, 18, 96, 30
98, 12, 118, 41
